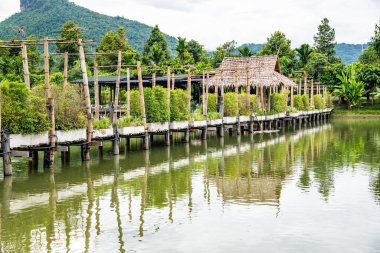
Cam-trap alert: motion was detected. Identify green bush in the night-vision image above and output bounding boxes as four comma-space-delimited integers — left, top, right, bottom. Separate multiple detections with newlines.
0, 81, 49, 134
238, 93, 251, 116
130, 87, 170, 123
224, 92, 238, 116
271, 93, 287, 113
170, 89, 189, 121
117, 116, 145, 127
250, 94, 258, 113
313, 95, 325, 109
325, 93, 333, 108
208, 111, 221, 120
93, 117, 111, 130
207, 93, 217, 113
293, 95, 304, 110
32, 83, 86, 130
302, 95, 310, 110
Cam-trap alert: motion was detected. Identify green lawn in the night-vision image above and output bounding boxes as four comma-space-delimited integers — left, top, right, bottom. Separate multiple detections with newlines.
332, 99, 380, 117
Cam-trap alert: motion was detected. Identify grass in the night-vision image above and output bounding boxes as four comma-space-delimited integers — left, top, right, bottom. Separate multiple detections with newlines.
332, 99, 380, 117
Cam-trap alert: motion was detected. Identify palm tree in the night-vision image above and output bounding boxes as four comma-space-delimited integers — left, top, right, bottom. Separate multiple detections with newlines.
238, 46, 254, 57
296, 44, 313, 67
176, 37, 187, 62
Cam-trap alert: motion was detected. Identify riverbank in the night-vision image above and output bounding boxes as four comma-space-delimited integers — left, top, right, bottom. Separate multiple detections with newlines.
332, 100, 380, 118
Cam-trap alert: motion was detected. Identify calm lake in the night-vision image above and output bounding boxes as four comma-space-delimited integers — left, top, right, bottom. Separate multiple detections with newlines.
1, 120, 380, 252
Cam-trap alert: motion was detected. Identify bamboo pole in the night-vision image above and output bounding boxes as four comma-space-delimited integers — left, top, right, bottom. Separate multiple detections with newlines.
94, 62, 100, 120
268, 87, 271, 111
303, 72, 307, 95
205, 72, 209, 117
44, 37, 51, 108
78, 39, 93, 161
21, 42, 30, 88
234, 72, 239, 113
285, 86, 289, 107
171, 73, 175, 90
310, 79, 314, 107
187, 72, 192, 113
167, 67, 171, 113
215, 80, 219, 106
291, 85, 294, 108
246, 68, 250, 112
152, 72, 156, 88
298, 78, 301, 95
113, 51, 122, 124
137, 62, 146, 125
127, 68, 131, 117
63, 52, 68, 85
261, 86, 264, 111
202, 71, 206, 115
219, 71, 224, 118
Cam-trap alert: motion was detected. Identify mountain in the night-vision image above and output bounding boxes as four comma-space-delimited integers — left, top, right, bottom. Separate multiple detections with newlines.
0, 0, 178, 53
235, 43, 367, 64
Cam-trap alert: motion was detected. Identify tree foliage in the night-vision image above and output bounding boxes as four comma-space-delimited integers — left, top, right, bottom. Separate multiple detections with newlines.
143, 25, 171, 66
314, 18, 337, 62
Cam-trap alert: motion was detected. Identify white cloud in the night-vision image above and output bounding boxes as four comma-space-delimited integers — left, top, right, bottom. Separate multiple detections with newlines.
0, 0, 378, 49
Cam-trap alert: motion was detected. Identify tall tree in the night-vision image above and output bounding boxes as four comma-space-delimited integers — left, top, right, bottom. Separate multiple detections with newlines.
370, 21, 380, 56
295, 44, 313, 68
187, 40, 207, 63
314, 18, 337, 61
96, 27, 139, 70
211, 40, 236, 68
143, 25, 170, 65
56, 21, 84, 66
174, 37, 194, 66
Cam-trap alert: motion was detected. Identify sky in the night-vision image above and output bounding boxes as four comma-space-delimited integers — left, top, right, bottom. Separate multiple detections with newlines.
0, 0, 379, 50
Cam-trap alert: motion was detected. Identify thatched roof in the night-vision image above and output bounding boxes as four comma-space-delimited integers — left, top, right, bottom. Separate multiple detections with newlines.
209, 56, 296, 88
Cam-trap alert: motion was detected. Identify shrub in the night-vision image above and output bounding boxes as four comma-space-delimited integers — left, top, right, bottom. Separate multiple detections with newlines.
32, 83, 86, 130
93, 117, 111, 130
238, 93, 251, 116
130, 90, 141, 117
313, 95, 325, 109
224, 92, 238, 116
190, 112, 205, 121
117, 116, 145, 127
293, 95, 304, 110
0, 81, 49, 134
208, 111, 221, 120
207, 93, 217, 113
250, 94, 258, 113
170, 89, 189, 121
271, 93, 286, 113
325, 93, 333, 108
152, 86, 170, 123
302, 95, 310, 110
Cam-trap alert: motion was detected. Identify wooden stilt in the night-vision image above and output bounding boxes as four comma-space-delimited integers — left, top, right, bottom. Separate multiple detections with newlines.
202, 71, 206, 115
112, 51, 122, 155
127, 68, 131, 117
303, 72, 308, 96
187, 72, 191, 113
94, 62, 100, 120
152, 72, 156, 88
21, 42, 30, 88
205, 72, 209, 117
78, 39, 93, 161
183, 129, 190, 143
165, 132, 170, 146
63, 52, 68, 86
167, 67, 171, 115
44, 98, 56, 168
137, 61, 146, 126
310, 79, 314, 107
1, 128, 12, 176
291, 85, 294, 108
201, 128, 207, 140
172, 73, 175, 90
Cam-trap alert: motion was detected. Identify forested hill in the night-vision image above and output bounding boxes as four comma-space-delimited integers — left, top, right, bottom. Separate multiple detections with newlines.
0, 0, 178, 52
236, 43, 368, 64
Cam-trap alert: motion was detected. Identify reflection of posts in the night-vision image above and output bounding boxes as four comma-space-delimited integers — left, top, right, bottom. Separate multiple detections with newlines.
46, 169, 57, 252
139, 151, 149, 236
85, 162, 94, 252
1, 128, 12, 176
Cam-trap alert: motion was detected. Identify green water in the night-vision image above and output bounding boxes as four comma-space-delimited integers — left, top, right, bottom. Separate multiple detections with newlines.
1, 120, 380, 252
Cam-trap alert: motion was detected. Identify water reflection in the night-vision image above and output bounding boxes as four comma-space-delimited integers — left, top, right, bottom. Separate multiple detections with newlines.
1, 120, 380, 252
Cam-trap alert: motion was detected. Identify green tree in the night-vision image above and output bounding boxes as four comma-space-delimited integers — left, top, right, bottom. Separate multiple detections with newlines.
56, 21, 84, 66
370, 21, 380, 56
296, 44, 313, 68
238, 46, 254, 57
306, 52, 329, 79
26, 35, 41, 74
187, 40, 207, 63
356, 63, 380, 102
175, 37, 194, 65
211, 41, 237, 67
96, 27, 139, 71
143, 25, 170, 65
313, 18, 337, 61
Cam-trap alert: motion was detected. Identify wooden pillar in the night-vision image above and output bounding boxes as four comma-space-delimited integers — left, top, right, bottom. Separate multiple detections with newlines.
205, 72, 209, 117
44, 98, 56, 168
215, 80, 219, 106
202, 71, 206, 115
94, 62, 100, 120
137, 62, 146, 125
285, 86, 289, 107
63, 52, 68, 85
310, 79, 314, 107
21, 42, 30, 88
44, 37, 51, 109
171, 73, 175, 90
1, 128, 12, 176
291, 85, 294, 108
246, 68, 250, 113
127, 68, 131, 117
78, 39, 93, 161
113, 51, 122, 124
261, 86, 264, 111
152, 72, 156, 88
298, 78, 301, 95
187, 72, 191, 113
167, 67, 171, 114
268, 87, 271, 111
303, 73, 308, 95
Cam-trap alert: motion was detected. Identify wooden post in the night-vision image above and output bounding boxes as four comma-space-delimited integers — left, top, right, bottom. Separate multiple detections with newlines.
202, 71, 206, 115
94, 62, 100, 120
261, 86, 264, 111
215, 80, 219, 106
268, 87, 271, 111
285, 86, 289, 107
310, 79, 314, 107
63, 52, 68, 85
235, 73, 241, 135
113, 51, 122, 124
187, 72, 191, 113
303, 72, 308, 95
78, 39, 93, 161
167, 67, 171, 114
1, 128, 12, 176
171, 73, 175, 90
205, 72, 209, 117
152, 72, 156, 88
21, 42, 30, 89
44, 37, 51, 108
127, 68, 131, 117
291, 85, 294, 108
44, 98, 56, 168
246, 68, 250, 112
137, 62, 146, 125
298, 78, 301, 95
257, 85, 261, 110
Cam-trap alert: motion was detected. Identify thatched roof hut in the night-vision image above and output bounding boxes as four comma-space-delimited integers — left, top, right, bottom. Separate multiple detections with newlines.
209, 56, 296, 88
